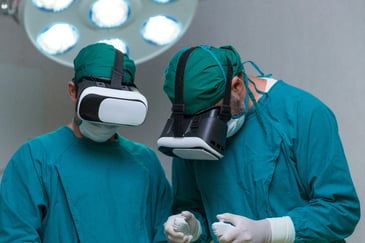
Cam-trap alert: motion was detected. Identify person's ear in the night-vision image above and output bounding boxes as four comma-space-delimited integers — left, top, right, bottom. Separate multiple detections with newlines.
67, 81, 77, 103
231, 76, 244, 96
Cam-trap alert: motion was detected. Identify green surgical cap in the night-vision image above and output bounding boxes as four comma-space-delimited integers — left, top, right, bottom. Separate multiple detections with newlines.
163, 45, 243, 114
73, 43, 136, 83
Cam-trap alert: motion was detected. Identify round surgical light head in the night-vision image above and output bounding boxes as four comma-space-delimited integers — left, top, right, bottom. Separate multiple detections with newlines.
15, 0, 198, 67
36, 23, 79, 55
90, 0, 130, 28
141, 15, 182, 46
98, 38, 129, 55
32, 0, 75, 12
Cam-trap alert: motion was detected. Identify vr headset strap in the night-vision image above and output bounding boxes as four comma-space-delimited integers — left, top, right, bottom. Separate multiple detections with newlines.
173, 47, 198, 137
110, 49, 124, 90
219, 58, 232, 122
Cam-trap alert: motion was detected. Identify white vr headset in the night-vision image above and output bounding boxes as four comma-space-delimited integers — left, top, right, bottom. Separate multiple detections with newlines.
76, 49, 148, 126
157, 47, 233, 160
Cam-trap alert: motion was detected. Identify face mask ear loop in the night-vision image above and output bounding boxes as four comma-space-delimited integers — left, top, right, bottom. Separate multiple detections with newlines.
73, 116, 82, 126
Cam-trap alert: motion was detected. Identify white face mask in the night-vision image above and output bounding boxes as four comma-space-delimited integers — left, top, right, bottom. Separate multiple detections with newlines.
79, 120, 119, 142
226, 113, 246, 138
226, 93, 246, 138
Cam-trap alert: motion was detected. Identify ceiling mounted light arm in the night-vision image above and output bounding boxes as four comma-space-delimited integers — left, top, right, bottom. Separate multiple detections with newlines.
1, 0, 199, 67
1, 0, 19, 18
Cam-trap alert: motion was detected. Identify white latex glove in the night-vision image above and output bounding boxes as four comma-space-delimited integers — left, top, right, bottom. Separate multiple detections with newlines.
212, 213, 271, 243
164, 211, 202, 243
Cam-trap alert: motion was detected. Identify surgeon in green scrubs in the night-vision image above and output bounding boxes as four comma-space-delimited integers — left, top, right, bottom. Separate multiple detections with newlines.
0, 43, 172, 242
161, 45, 360, 242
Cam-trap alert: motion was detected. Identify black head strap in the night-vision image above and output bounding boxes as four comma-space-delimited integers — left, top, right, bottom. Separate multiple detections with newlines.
173, 47, 198, 137
110, 49, 124, 89
219, 58, 232, 122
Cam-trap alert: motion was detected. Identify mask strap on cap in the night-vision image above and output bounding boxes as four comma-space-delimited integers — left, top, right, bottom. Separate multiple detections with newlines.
110, 49, 124, 90
173, 46, 198, 137
200, 45, 226, 78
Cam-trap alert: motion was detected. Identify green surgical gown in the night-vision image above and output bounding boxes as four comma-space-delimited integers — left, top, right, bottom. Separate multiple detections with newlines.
0, 126, 172, 242
171, 80, 360, 242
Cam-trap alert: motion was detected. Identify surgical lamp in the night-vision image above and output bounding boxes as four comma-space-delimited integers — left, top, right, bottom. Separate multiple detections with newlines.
1, 0, 198, 67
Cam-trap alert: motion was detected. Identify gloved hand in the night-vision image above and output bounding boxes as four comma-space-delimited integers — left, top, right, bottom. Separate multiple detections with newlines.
164, 211, 202, 243
212, 213, 271, 243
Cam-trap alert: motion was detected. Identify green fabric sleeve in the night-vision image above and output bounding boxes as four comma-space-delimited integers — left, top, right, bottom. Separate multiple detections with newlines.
0, 143, 46, 242
286, 100, 360, 241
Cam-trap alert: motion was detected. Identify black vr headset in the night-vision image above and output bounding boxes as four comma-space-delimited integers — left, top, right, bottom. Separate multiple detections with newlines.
157, 47, 233, 160
76, 49, 148, 126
